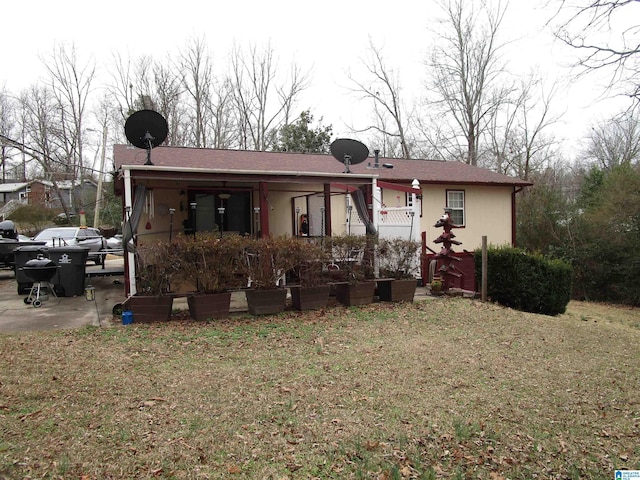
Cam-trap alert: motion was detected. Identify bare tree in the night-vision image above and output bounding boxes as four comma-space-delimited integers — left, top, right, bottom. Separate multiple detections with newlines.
107, 53, 158, 119
551, 0, 640, 102
485, 76, 563, 180
229, 42, 309, 151
207, 76, 238, 149
0, 91, 33, 181
345, 39, 414, 159
22, 86, 62, 178
179, 37, 213, 148
425, 0, 512, 166
176, 38, 238, 149
20, 85, 77, 214
0, 89, 18, 181
153, 60, 186, 146
43, 43, 96, 180
107, 51, 138, 121
582, 110, 640, 168
107, 52, 180, 146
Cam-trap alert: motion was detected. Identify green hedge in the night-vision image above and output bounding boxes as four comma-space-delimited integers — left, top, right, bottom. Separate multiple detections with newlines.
474, 246, 572, 316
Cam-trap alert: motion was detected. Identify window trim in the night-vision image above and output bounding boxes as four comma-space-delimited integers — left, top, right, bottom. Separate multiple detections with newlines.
446, 189, 465, 227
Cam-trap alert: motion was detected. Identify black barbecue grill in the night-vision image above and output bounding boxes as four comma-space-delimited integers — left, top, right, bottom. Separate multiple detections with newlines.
21, 255, 58, 307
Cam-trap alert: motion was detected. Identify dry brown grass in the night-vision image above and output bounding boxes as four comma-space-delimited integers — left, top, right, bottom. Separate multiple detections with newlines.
1, 298, 639, 479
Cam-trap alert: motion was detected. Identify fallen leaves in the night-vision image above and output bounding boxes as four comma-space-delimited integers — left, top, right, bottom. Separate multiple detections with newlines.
1, 299, 639, 478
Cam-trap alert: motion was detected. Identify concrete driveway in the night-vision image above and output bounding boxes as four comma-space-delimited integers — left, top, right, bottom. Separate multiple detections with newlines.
0, 258, 127, 333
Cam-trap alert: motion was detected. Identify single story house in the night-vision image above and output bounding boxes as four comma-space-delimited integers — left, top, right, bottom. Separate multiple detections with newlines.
113, 144, 531, 295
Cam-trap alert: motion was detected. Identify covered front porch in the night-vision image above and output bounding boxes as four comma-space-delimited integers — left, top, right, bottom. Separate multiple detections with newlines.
115, 165, 381, 295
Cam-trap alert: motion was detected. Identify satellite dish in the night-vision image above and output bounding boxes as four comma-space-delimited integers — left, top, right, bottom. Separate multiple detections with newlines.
330, 138, 369, 173
124, 110, 168, 165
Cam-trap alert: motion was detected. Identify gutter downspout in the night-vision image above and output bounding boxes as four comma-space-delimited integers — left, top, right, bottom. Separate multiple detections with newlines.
512, 186, 524, 247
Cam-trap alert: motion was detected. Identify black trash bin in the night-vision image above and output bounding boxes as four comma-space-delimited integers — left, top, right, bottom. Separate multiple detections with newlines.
14, 245, 50, 294
47, 246, 89, 297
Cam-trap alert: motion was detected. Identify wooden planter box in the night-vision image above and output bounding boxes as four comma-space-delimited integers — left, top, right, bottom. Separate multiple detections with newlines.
245, 288, 287, 316
377, 278, 418, 302
333, 281, 376, 306
123, 295, 174, 323
290, 285, 331, 311
187, 292, 232, 320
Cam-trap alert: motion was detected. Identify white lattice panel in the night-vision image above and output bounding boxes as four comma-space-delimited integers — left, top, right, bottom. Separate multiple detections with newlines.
378, 207, 413, 225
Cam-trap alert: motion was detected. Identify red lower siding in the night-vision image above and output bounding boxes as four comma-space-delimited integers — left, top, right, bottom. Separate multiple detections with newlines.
423, 251, 477, 292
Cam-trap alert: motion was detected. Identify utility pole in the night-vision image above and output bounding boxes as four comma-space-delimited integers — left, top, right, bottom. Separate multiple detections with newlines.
93, 126, 107, 227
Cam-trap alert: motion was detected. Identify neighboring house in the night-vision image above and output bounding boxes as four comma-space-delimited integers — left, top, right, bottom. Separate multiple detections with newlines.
0, 181, 31, 204
113, 144, 531, 294
0, 181, 54, 219
0, 182, 31, 220
0, 179, 98, 214
38, 179, 98, 212
0, 179, 99, 224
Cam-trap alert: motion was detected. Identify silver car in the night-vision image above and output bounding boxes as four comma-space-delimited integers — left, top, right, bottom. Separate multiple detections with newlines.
33, 227, 106, 264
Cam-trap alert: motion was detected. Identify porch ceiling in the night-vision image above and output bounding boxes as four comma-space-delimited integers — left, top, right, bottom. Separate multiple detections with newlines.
119, 165, 376, 187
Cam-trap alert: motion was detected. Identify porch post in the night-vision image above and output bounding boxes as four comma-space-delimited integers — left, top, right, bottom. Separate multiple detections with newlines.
123, 169, 136, 296
259, 182, 270, 237
323, 183, 332, 236
365, 183, 374, 231
372, 178, 380, 232
411, 179, 421, 243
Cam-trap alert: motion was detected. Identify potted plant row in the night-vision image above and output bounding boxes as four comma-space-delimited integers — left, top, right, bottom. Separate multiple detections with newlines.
376, 237, 421, 302
326, 234, 377, 306
125, 239, 182, 323
175, 233, 245, 320
240, 236, 306, 315
125, 233, 421, 323
288, 240, 331, 311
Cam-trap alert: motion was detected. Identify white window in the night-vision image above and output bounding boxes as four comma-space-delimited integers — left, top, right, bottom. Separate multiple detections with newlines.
446, 190, 465, 226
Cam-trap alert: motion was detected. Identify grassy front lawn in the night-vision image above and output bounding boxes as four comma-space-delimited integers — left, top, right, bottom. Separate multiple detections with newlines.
1, 298, 639, 479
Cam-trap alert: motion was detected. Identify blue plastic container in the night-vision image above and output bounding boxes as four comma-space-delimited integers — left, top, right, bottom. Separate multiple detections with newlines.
122, 310, 134, 325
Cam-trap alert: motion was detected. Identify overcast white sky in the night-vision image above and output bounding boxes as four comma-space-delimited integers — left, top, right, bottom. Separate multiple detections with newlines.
1, 0, 631, 156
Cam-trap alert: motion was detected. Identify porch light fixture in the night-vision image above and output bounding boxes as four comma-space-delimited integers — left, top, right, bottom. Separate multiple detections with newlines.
217, 206, 226, 238
169, 208, 176, 241
190, 202, 197, 237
